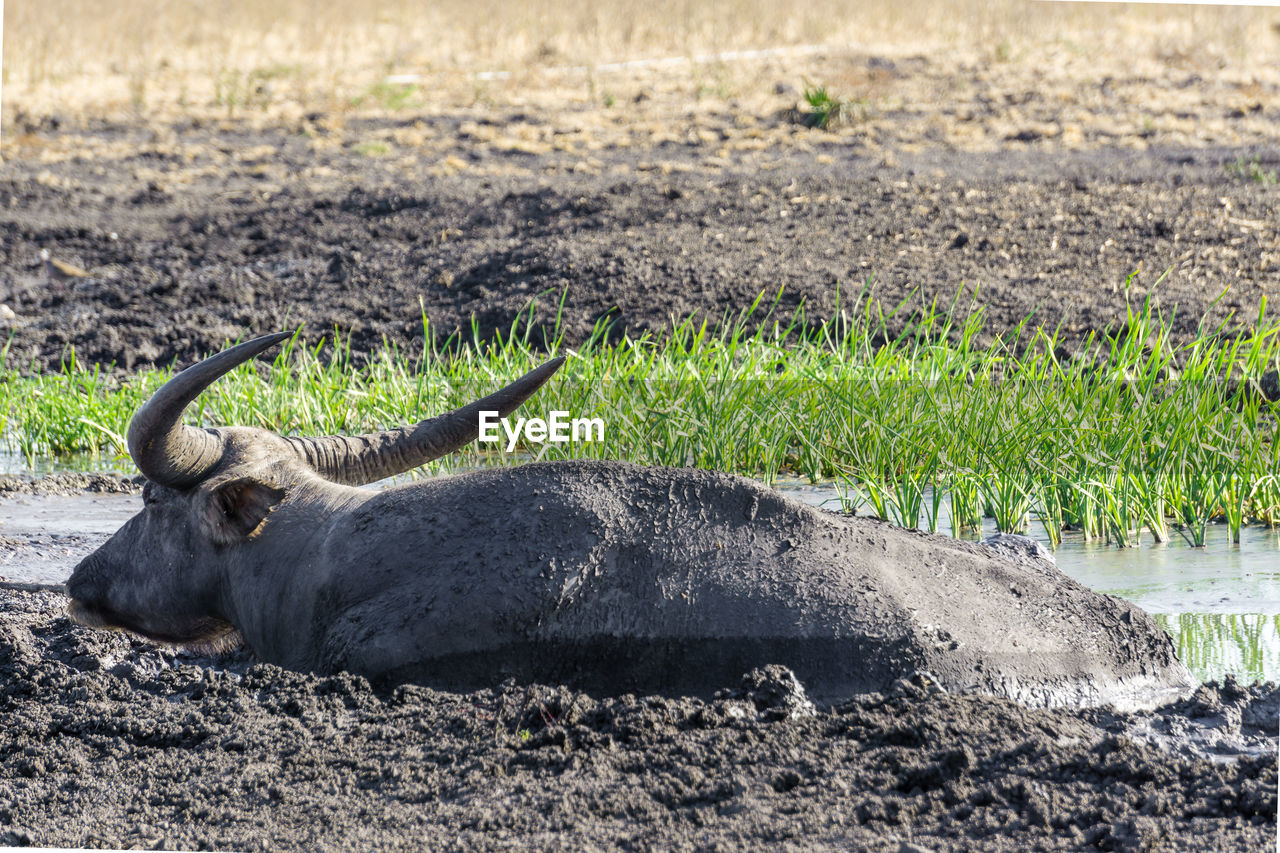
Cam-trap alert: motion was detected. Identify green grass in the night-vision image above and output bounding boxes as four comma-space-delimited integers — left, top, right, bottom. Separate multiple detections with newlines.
1, 287, 1277, 549
350, 81, 424, 111
353, 140, 391, 156
1225, 155, 1278, 186
797, 81, 866, 130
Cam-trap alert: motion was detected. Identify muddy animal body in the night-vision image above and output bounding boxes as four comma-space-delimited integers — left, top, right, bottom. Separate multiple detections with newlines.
68, 334, 1196, 707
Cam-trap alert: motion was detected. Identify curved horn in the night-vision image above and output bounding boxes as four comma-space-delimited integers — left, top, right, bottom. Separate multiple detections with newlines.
288, 357, 565, 486
128, 332, 293, 489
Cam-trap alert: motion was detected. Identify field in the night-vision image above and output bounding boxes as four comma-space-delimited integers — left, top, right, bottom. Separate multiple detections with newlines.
6, 0, 1280, 124
2, 2, 1280, 850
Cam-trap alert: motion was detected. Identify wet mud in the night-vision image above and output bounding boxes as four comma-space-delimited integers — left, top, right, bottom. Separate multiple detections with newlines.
0, 590, 1274, 852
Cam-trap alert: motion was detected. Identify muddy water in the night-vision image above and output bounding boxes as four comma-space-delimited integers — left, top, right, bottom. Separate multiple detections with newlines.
0, 492, 138, 588
3, 478, 1278, 685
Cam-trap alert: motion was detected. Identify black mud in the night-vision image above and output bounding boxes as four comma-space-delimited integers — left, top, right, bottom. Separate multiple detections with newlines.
0, 590, 1274, 852
0, 473, 141, 497
1, 123, 1277, 371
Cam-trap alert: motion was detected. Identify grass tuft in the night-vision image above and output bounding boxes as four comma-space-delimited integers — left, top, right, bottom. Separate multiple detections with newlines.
1225, 155, 1278, 186
796, 81, 866, 130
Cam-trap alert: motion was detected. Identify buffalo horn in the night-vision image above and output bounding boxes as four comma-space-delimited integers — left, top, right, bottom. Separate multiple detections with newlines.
128, 332, 294, 489
287, 357, 565, 485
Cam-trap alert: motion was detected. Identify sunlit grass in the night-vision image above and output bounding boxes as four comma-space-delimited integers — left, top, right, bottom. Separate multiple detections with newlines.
1, 287, 1276, 550
797, 81, 866, 130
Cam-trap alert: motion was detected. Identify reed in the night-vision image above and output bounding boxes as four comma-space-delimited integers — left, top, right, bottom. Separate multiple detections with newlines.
1, 287, 1276, 550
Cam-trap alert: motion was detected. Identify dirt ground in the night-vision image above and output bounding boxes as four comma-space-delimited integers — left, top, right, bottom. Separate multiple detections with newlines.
0, 589, 1275, 852
0, 45, 1278, 852
2, 48, 1278, 369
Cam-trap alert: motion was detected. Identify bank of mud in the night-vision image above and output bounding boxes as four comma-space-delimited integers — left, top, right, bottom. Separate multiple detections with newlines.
0, 589, 1274, 851
1, 125, 1277, 372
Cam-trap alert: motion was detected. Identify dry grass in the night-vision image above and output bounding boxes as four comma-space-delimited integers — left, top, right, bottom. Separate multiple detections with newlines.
4, 0, 1279, 124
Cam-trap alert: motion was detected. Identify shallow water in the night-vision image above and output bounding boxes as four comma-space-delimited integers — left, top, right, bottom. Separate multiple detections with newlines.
0, 447, 135, 476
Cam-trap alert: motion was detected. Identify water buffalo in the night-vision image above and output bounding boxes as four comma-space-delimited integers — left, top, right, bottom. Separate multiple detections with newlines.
68, 333, 1195, 708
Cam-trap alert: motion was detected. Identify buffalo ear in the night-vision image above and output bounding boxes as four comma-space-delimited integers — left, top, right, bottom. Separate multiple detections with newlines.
203, 478, 287, 547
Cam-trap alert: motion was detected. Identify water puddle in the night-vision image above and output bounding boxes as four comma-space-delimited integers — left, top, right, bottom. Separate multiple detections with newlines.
1154, 613, 1280, 685
0, 492, 141, 585
776, 479, 1280, 606
1, 473, 1277, 685
0, 492, 142, 537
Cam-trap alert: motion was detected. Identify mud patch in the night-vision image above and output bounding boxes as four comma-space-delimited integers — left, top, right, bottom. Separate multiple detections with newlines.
0, 589, 1272, 851
0, 472, 141, 496
1, 131, 1277, 371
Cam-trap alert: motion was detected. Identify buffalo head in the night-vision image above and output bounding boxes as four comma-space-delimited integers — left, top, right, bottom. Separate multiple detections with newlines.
67, 332, 562, 650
